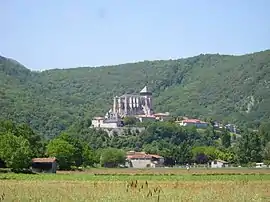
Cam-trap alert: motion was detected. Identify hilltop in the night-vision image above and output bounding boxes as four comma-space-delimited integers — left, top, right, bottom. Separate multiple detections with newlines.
0, 50, 270, 137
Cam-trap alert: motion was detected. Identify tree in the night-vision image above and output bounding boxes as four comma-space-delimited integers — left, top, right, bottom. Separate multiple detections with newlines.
237, 131, 262, 164
0, 120, 44, 157
259, 122, 270, 145
221, 130, 231, 148
249, 131, 263, 162
100, 148, 126, 168
46, 139, 75, 170
82, 144, 96, 167
16, 123, 43, 157
57, 132, 84, 167
172, 141, 193, 164
0, 133, 32, 170
0, 120, 18, 135
192, 146, 220, 164
263, 142, 270, 160
263, 142, 270, 165
123, 116, 138, 126
200, 128, 216, 146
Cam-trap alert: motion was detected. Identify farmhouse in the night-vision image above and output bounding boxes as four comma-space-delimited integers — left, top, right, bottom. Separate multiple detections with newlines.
126, 151, 164, 168
210, 159, 228, 168
31, 157, 57, 173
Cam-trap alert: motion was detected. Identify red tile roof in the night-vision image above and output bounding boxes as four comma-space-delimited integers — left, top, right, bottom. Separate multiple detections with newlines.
127, 153, 163, 159
136, 115, 156, 118
154, 113, 170, 117
150, 154, 163, 159
32, 157, 57, 163
127, 154, 152, 159
183, 119, 207, 124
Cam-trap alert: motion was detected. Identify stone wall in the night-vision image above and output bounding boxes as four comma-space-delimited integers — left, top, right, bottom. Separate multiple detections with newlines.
102, 127, 145, 136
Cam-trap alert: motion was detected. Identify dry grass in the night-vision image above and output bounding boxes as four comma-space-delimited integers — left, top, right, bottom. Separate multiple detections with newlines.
1, 168, 270, 201
0, 179, 270, 201
58, 167, 270, 175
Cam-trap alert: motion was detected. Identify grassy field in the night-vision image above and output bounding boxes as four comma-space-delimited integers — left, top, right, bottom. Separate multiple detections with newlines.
1, 168, 270, 201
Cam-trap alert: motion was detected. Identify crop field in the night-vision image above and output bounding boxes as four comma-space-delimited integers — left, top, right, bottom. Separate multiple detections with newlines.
1, 168, 270, 201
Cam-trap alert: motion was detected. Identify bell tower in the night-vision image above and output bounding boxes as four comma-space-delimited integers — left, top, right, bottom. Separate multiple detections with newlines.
139, 86, 153, 115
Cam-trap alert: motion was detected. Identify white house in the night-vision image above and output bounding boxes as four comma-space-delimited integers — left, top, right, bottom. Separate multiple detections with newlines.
210, 159, 228, 168
255, 162, 267, 168
179, 119, 209, 128
91, 117, 123, 128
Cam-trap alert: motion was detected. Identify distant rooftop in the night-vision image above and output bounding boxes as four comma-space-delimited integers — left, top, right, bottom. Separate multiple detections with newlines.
182, 119, 208, 124
93, 117, 104, 120
119, 86, 152, 97
32, 157, 57, 163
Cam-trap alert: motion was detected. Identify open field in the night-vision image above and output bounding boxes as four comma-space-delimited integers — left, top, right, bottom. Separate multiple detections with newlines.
1, 168, 270, 201
58, 167, 270, 175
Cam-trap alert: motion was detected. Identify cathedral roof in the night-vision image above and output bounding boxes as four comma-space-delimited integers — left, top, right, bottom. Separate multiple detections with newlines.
140, 86, 152, 95
140, 86, 150, 93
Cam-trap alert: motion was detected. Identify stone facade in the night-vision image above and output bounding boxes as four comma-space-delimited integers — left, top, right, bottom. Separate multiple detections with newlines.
126, 151, 164, 168
91, 85, 170, 131
112, 86, 153, 117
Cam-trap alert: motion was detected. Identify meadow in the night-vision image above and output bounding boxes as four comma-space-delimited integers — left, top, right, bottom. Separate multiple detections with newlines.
1, 168, 270, 202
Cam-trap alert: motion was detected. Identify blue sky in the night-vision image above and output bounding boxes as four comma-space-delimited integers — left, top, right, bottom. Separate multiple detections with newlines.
1, 0, 269, 70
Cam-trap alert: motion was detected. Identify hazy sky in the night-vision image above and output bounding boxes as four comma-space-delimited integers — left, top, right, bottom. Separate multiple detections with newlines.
1, 0, 270, 70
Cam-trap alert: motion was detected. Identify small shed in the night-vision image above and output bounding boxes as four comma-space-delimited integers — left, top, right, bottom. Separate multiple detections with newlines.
210, 159, 228, 168
31, 157, 57, 173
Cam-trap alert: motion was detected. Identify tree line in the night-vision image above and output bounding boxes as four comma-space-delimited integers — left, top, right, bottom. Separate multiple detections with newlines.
1, 119, 270, 171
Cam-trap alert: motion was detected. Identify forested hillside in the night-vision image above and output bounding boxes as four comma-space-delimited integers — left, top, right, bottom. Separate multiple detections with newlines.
1, 50, 270, 137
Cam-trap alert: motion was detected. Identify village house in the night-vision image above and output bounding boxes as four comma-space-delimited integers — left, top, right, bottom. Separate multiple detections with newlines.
210, 159, 229, 168
225, 124, 239, 134
154, 112, 170, 121
178, 119, 209, 128
213, 121, 223, 129
255, 162, 267, 168
91, 116, 124, 128
125, 151, 164, 168
31, 157, 57, 173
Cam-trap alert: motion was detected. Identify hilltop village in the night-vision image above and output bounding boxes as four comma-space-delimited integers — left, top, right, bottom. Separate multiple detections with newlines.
91, 86, 238, 135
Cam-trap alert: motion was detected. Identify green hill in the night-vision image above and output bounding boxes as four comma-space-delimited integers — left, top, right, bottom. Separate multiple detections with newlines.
1, 50, 270, 138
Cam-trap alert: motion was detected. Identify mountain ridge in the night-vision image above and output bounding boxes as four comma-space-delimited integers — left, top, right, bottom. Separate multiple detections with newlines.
2, 49, 269, 72
1, 49, 270, 138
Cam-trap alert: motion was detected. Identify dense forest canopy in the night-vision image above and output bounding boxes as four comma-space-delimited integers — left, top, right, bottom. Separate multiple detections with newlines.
1, 119, 270, 170
0, 50, 270, 138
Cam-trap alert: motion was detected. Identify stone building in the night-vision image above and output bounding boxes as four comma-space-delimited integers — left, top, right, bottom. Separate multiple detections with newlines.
126, 151, 164, 168
112, 86, 153, 117
91, 86, 170, 130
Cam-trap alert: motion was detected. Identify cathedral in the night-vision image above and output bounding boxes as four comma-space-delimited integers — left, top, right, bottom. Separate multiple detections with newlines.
91, 86, 169, 129
109, 86, 153, 118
